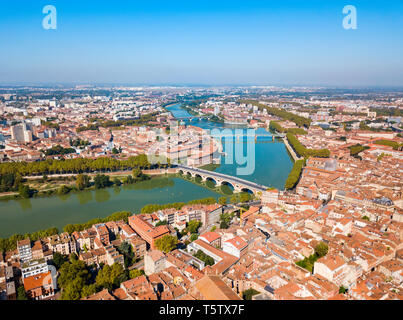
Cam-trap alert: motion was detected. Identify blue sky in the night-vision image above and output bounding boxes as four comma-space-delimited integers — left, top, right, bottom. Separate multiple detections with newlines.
0, 0, 402, 86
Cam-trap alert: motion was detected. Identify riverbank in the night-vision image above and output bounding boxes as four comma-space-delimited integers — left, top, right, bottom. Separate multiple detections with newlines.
0, 176, 222, 238
0, 166, 218, 202
282, 135, 303, 162
0, 195, 224, 252
0, 170, 148, 201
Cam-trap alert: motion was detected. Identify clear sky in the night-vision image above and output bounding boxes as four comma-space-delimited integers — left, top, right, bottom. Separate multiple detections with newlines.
0, 0, 402, 86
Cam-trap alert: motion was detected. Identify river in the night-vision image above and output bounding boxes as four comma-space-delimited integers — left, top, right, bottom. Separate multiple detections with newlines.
0, 177, 220, 237
166, 103, 293, 188
0, 103, 292, 238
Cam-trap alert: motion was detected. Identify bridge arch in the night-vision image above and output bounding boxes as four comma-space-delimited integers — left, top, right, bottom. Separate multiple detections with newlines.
206, 177, 217, 185
205, 177, 217, 189
221, 181, 235, 190
241, 188, 254, 195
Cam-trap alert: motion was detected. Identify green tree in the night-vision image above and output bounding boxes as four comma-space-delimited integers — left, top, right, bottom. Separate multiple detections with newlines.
81, 284, 97, 298
193, 249, 214, 266
187, 197, 216, 205
220, 212, 231, 229
18, 184, 35, 198
155, 220, 168, 227
17, 286, 28, 300
373, 139, 401, 150
0, 172, 21, 192
76, 174, 91, 190
132, 167, 142, 179
190, 233, 199, 242
118, 241, 135, 268
154, 235, 178, 253
242, 288, 260, 300
188, 220, 202, 234
58, 185, 71, 195
124, 175, 135, 185
314, 242, 329, 258
58, 259, 91, 300
52, 252, 68, 269
62, 279, 85, 300
349, 144, 370, 157
220, 221, 229, 229
94, 174, 112, 189
113, 177, 122, 186
230, 194, 239, 204
0, 154, 151, 177
239, 192, 251, 203
95, 263, 127, 291
129, 269, 145, 279
284, 160, 304, 190
69, 253, 78, 261
44, 145, 75, 156
218, 197, 227, 206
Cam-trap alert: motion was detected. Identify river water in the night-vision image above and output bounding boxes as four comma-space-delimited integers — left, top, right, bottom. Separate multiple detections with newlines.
0, 104, 292, 237
167, 104, 293, 188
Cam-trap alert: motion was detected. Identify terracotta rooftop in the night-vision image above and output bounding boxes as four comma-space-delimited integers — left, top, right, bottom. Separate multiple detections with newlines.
225, 236, 248, 250
195, 275, 241, 300
23, 271, 52, 292
82, 289, 116, 300
147, 250, 166, 262
199, 231, 221, 243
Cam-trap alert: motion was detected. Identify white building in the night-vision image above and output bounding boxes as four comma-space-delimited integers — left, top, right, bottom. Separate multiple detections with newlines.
21, 258, 49, 279
313, 255, 348, 286
144, 250, 166, 276
222, 236, 248, 258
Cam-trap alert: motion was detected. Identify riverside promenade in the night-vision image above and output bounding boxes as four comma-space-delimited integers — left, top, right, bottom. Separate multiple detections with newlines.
283, 136, 303, 162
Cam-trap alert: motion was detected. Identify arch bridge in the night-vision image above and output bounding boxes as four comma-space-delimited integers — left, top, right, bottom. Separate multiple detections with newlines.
213, 132, 285, 142
175, 165, 268, 195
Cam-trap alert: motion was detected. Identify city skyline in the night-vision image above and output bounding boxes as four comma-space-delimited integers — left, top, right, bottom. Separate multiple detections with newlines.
1, 0, 403, 86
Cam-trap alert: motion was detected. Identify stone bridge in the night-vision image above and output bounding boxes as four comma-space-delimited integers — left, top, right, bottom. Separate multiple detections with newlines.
175, 165, 268, 195
213, 132, 285, 142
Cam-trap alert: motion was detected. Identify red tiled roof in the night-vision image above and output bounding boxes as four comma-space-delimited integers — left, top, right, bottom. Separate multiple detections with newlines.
200, 231, 221, 243
225, 236, 247, 250
23, 271, 52, 291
